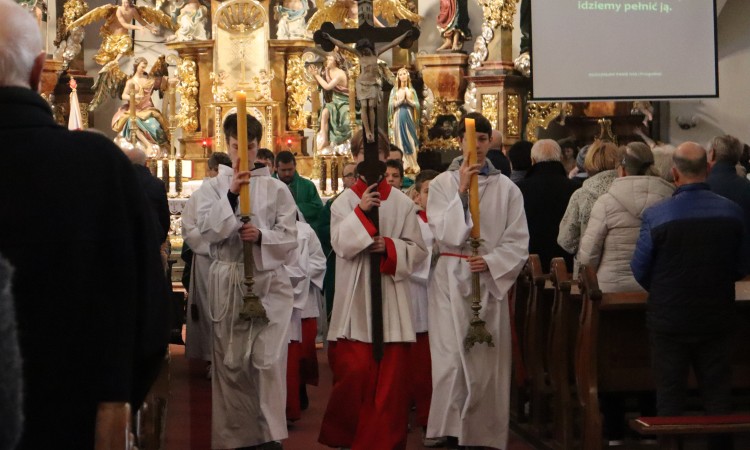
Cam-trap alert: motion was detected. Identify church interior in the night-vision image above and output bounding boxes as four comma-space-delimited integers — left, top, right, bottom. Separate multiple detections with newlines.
5, 0, 750, 448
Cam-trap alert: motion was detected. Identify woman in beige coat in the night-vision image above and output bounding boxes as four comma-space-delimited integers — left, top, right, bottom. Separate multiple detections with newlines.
557, 140, 619, 274
578, 142, 675, 292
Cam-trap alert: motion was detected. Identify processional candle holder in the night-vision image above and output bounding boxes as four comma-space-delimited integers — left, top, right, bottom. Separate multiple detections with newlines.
238, 214, 269, 323
464, 236, 494, 350
235, 91, 268, 323
463, 117, 494, 351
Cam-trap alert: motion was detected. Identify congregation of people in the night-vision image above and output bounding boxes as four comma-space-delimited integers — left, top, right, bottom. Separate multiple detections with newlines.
2, 0, 750, 448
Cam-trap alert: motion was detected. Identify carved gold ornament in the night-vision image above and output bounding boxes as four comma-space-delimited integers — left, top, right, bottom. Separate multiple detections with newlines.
469, 0, 519, 69
525, 100, 572, 142
481, 93, 499, 130
176, 57, 199, 133
286, 55, 311, 131
421, 97, 460, 152
505, 93, 520, 138
215, 0, 266, 33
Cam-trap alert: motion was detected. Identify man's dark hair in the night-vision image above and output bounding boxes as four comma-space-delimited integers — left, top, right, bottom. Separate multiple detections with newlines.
557, 137, 578, 155
710, 135, 743, 165
256, 148, 275, 165
458, 112, 492, 138
508, 141, 533, 171
673, 152, 708, 178
223, 113, 263, 144
388, 144, 403, 159
414, 169, 439, 192
386, 159, 404, 178
276, 150, 296, 165
208, 151, 232, 170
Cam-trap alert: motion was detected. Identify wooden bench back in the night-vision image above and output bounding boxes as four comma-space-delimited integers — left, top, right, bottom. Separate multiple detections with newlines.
575, 268, 750, 450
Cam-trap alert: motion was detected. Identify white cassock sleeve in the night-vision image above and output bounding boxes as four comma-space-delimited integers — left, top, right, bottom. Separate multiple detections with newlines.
196, 179, 239, 245
181, 186, 211, 256
253, 182, 298, 272
427, 173, 472, 248
481, 184, 529, 300
331, 201, 375, 260
307, 230, 327, 290
409, 220, 432, 286
388, 204, 428, 283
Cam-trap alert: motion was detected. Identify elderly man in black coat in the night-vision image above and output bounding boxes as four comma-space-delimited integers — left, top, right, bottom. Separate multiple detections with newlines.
0, 0, 169, 447
516, 139, 579, 272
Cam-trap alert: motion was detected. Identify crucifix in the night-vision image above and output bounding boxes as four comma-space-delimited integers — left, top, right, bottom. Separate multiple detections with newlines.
313, 7, 419, 361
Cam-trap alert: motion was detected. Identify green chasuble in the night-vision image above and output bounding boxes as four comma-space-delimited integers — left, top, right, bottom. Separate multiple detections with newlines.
277, 171, 325, 237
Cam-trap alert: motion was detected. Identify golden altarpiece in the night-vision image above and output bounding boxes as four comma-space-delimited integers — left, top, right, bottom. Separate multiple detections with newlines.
39, 0, 658, 187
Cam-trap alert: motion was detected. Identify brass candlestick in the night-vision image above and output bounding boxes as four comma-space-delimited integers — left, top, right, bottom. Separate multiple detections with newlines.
239, 215, 268, 323
175, 156, 183, 197
319, 157, 327, 194
464, 236, 494, 350
160, 158, 170, 188
330, 157, 339, 193
148, 158, 158, 177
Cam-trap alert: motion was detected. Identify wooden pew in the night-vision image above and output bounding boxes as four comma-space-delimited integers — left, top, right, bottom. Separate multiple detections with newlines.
524, 254, 555, 436
629, 414, 750, 449
575, 268, 750, 450
547, 257, 582, 450
509, 258, 533, 424
95, 402, 133, 450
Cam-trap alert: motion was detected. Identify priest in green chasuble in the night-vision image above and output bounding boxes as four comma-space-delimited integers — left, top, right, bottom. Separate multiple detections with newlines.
275, 150, 325, 237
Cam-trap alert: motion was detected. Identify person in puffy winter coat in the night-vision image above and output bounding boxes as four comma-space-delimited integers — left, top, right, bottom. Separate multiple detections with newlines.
579, 142, 674, 292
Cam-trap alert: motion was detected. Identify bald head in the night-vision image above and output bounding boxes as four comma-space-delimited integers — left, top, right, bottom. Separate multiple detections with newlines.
0, 0, 45, 89
123, 147, 148, 166
490, 130, 503, 149
672, 141, 708, 186
530, 139, 562, 164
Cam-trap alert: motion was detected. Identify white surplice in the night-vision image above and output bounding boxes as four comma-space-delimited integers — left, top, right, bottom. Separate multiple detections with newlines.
182, 173, 224, 361
295, 222, 326, 321
327, 181, 427, 343
284, 221, 326, 342
426, 164, 529, 449
410, 213, 433, 333
197, 164, 298, 449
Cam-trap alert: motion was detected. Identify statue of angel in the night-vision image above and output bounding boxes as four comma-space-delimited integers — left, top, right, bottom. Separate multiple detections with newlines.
307, 0, 420, 31
167, 0, 209, 42
67, 0, 176, 66
210, 70, 231, 102
252, 69, 274, 101
274, 0, 309, 39
104, 56, 172, 155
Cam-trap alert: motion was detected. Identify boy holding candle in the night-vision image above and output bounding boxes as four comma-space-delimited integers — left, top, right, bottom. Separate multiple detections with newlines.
425, 113, 529, 449
195, 109, 298, 450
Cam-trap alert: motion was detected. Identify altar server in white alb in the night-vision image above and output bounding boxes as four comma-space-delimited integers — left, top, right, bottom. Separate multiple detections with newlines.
197, 112, 297, 450
426, 112, 529, 449
408, 169, 440, 445
182, 152, 232, 367
284, 215, 326, 422
319, 129, 427, 450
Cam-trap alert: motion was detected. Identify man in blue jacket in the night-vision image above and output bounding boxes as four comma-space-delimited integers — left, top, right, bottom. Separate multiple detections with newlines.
631, 142, 748, 425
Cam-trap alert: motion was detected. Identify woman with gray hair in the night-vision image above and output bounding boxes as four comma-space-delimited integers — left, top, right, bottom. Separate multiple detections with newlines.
578, 142, 674, 293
